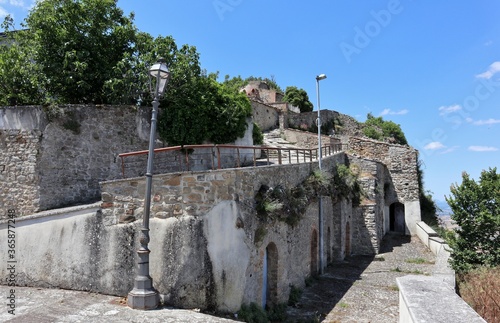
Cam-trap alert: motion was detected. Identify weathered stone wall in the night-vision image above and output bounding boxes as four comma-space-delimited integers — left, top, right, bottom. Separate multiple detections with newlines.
98, 153, 349, 310
283, 128, 333, 150
347, 156, 388, 254
348, 137, 419, 200
348, 136, 421, 233
0, 129, 42, 218
1, 153, 355, 312
0, 105, 154, 214
0, 106, 256, 215
251, 101, 279, 132
287, 110, 339, 134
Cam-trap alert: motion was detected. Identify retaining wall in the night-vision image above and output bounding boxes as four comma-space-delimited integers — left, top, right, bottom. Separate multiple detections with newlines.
397, 221, 485, 323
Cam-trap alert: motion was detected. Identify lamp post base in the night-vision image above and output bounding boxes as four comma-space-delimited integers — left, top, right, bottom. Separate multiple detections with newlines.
127, 287, 159, 310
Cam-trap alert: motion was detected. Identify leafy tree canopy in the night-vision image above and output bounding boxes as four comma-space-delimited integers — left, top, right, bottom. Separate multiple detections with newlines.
445, 168, 500, 273
0, 0, 252, 145
282, 86, 314, 113
362, 113, 408, 145
223, 75, 283, 93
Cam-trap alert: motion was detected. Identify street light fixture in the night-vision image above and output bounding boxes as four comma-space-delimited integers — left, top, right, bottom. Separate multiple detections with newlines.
316, 73, 326, 275
128, 58, 170, 310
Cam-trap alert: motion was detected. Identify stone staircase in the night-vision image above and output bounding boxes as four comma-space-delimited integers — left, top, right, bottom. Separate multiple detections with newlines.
260, 129, 313, 163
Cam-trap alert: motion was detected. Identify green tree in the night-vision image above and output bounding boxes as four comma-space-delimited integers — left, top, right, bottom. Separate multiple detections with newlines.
25, 0, 136, 103
1, 2, 251, 146
445, 168, 500, 273
0, 16, 47, 105
282, 86, 313, 113
363, 113, 408, 145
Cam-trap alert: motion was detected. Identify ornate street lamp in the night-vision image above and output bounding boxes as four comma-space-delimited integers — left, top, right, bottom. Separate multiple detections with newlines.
128, 58, 170, 310
316, 73, 326, 274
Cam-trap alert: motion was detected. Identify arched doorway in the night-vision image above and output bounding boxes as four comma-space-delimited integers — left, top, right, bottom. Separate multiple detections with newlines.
310, 229, 318, 276
390, 202, 405, 234
262, 243, 278, 308
345, 222, 351, 257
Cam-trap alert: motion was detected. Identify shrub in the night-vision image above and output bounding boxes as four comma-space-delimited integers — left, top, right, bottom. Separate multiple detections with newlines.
458, 267, 500, 322
237, 303, 268, 323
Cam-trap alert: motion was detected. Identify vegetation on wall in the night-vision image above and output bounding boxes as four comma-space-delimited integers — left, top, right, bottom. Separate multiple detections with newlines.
222, 75, 283, 93
417, 159, 439, 227
252, 122, 264, 145
362, 113, 408, 145
0, 1, 251, 146
255, 166, 364, 229
282, 86, 314, 113
332, 164, 364, 206
445, 167, 499, 273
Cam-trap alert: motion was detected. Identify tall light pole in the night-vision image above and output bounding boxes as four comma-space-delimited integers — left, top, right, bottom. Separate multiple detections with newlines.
316, 73, 327, 274
128, 58, 170, 310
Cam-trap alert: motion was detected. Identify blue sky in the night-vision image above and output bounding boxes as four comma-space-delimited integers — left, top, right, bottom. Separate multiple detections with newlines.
2, 0, 499, 204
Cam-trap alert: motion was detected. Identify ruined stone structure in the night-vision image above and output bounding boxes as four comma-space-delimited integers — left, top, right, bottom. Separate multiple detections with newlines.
0, 102, 422, 312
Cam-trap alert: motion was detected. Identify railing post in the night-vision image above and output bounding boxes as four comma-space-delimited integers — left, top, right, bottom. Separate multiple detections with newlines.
253, 147, 257, 167
266, 148, 270, 166
217, 145, 221, 169
121, 156, 125, 178
237, 147, 240, 168
185, 148, 189, 171
211, 145, 215, 170
278, 149, 282, 165
288, 149, 291, 164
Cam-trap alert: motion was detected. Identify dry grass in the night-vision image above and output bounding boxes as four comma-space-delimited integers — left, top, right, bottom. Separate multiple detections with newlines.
458, 266, 500, 322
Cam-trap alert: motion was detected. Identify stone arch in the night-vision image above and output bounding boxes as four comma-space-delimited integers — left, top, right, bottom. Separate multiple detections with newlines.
263, 242, 278, 308
345, 221, 351, 257
390, 202, 405, 234
310, 229, 318, 276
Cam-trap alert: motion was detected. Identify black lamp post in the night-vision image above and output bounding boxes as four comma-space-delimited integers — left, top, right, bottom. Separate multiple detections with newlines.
127, 58, 170, 310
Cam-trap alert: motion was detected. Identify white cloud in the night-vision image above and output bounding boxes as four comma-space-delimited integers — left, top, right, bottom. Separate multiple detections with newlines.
440, 146, 459, 154
470, 118, 500, 126
438, 104, 461, 116
468, 146, 498, 152
424, 142, 445, 150
380, 108, 409, 116
0, 6, 8, 19
476, 61, 500, 79
9, 0, 24, 7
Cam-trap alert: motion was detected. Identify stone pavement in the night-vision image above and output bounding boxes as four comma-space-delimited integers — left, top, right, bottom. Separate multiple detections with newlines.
287, 233, 436, 322
0, 286, 237, 323
1, 234, 435, 323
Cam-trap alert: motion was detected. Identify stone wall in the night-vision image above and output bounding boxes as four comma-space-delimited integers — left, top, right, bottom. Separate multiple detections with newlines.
348, 136, 421, 234
283, 128, 333, 150
0, 106, 256, 216
1, 153, 359, 312
288, 110, 339, 135
0, 129, 42, 217
251, 101, 279, 132
0, 105, 153, 215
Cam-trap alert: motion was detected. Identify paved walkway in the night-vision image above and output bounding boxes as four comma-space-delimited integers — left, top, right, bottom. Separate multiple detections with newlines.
287, 233, 436, 322
1, 234, 434, 322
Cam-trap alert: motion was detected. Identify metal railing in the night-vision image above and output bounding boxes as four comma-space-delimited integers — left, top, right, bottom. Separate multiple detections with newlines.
118, 143, 343, 177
